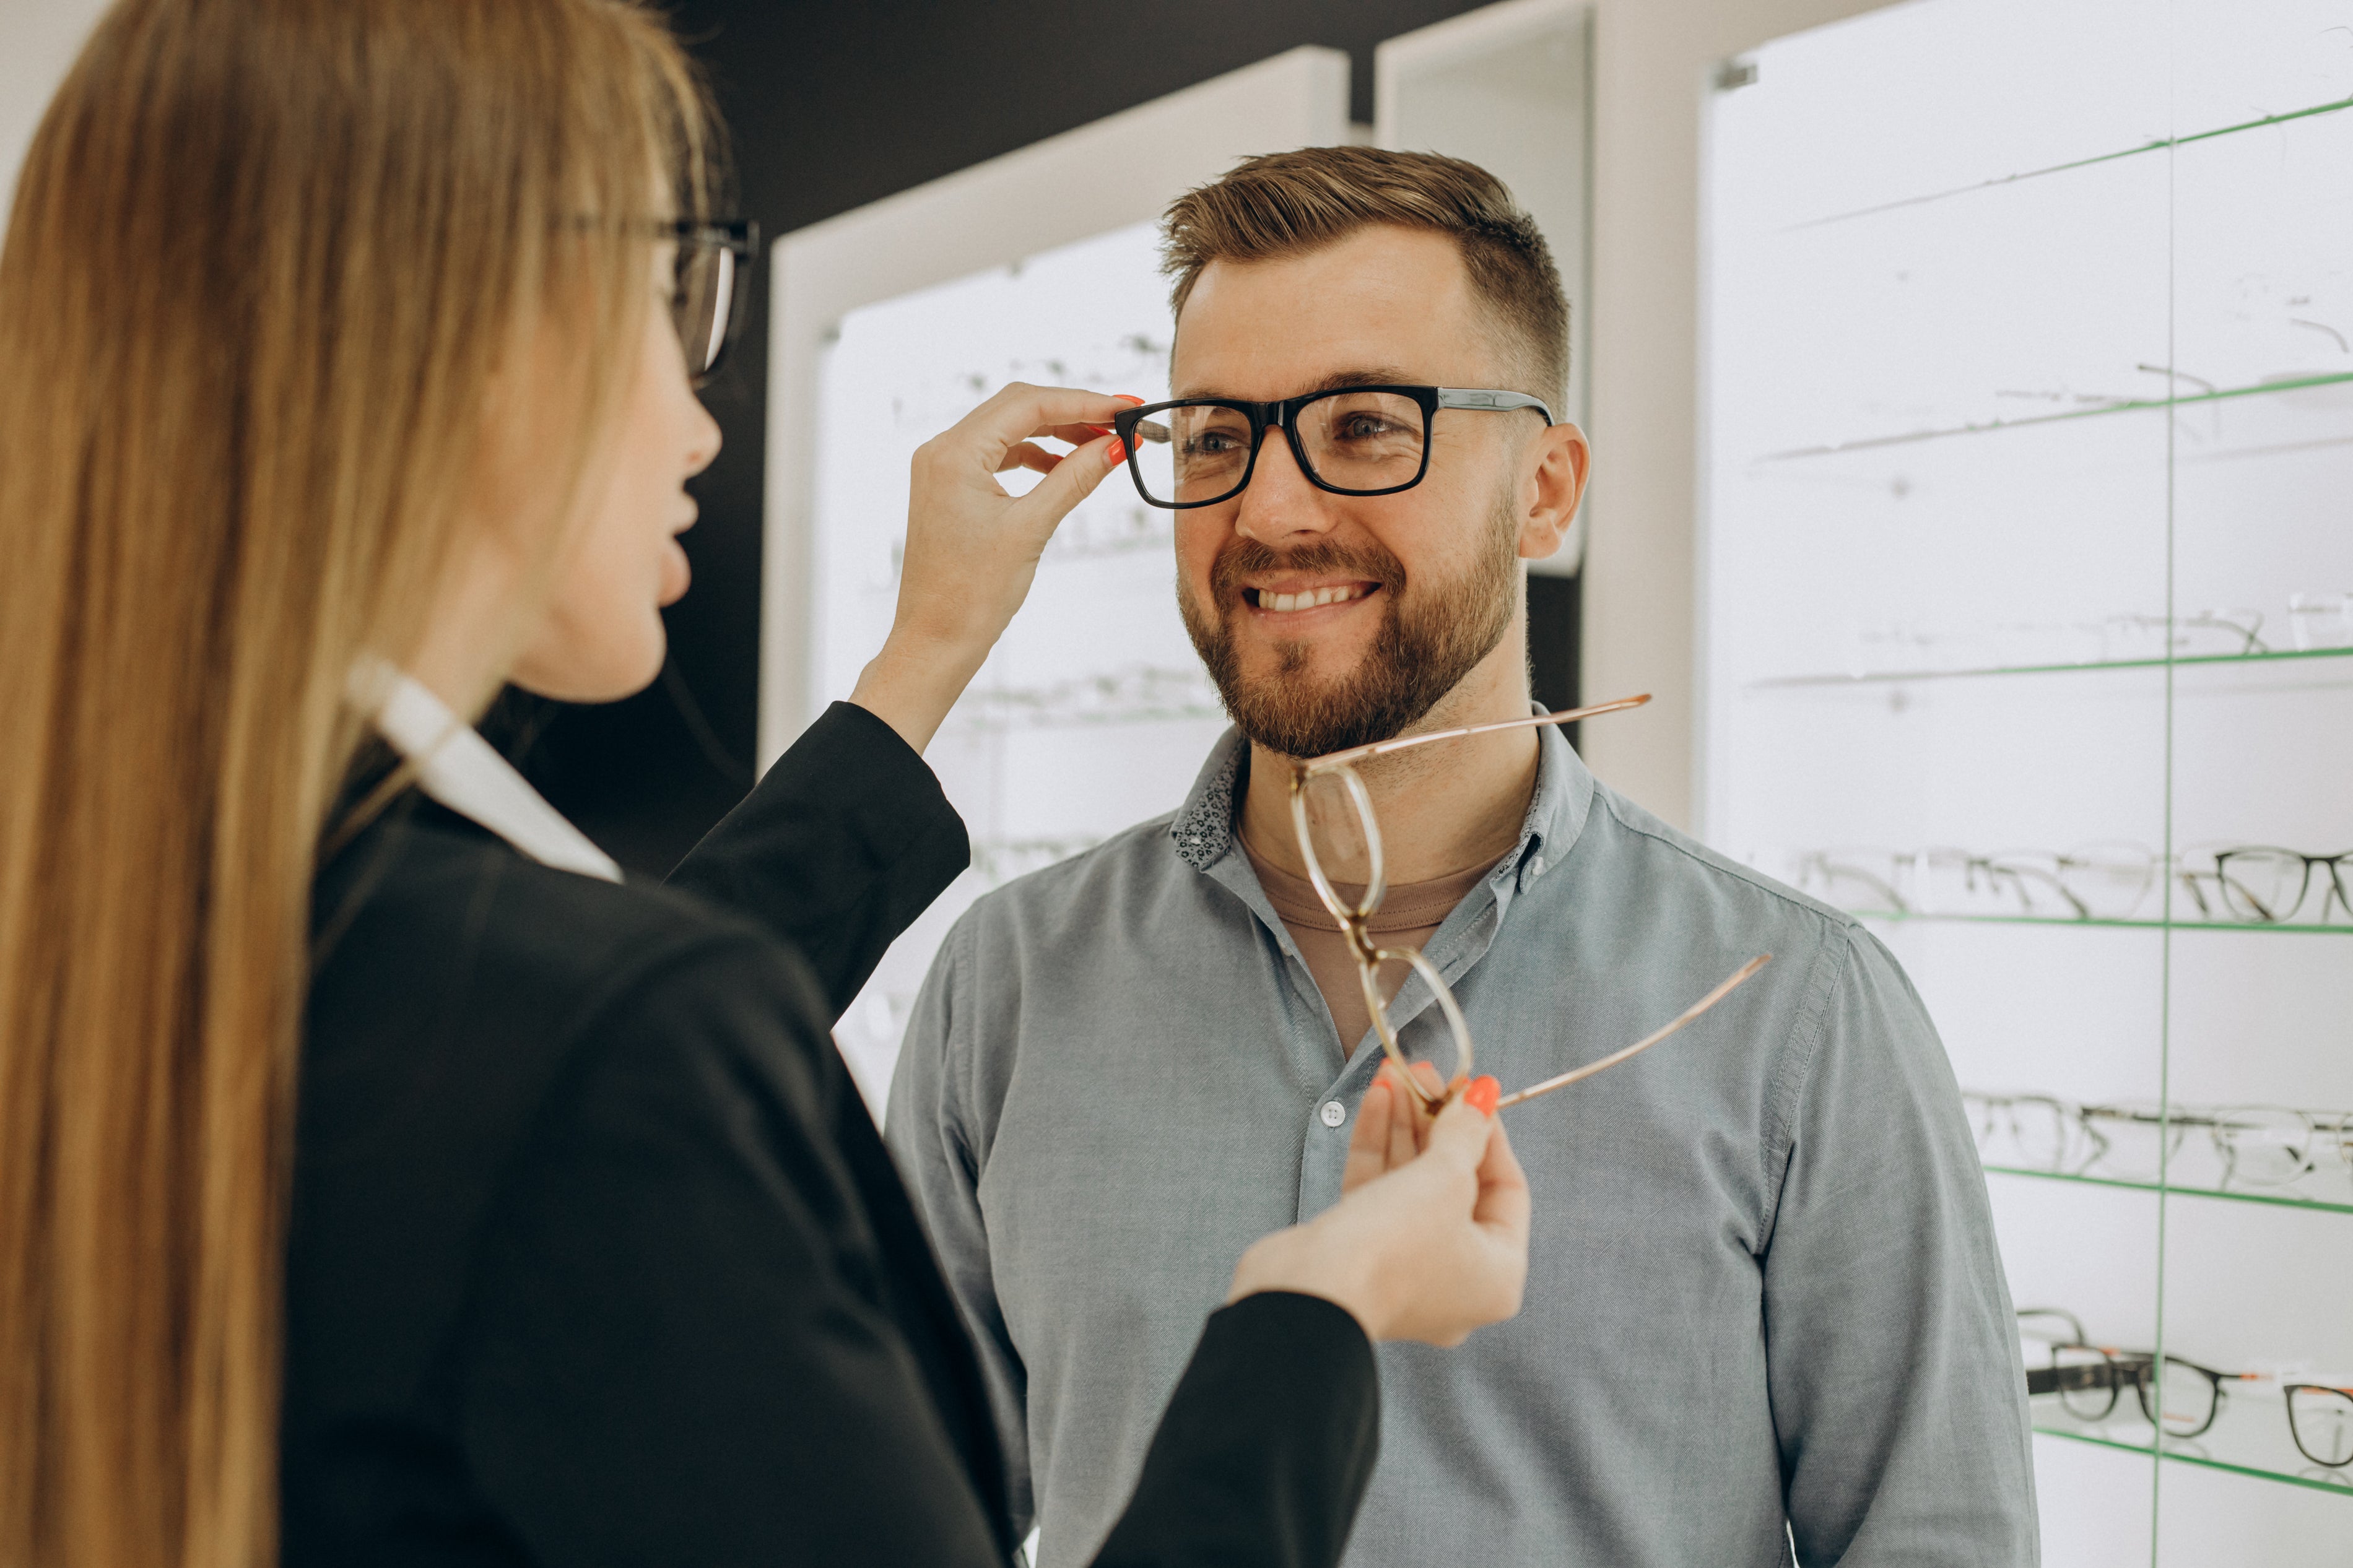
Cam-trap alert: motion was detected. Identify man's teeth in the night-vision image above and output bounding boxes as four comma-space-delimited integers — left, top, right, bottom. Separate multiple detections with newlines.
1261, 585, 1367, 613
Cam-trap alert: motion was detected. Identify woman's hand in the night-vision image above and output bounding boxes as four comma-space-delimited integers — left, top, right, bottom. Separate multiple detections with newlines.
848, 383, 1135, 754
1227, 1065, 1531, 1346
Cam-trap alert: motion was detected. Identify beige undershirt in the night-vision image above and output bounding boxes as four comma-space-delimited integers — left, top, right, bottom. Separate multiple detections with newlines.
1241, 833, 1502, 1059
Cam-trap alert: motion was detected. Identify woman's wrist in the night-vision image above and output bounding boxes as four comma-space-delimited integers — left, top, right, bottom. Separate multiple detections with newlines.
1226, 1225, 1386, 1341
846, 630, 989, 756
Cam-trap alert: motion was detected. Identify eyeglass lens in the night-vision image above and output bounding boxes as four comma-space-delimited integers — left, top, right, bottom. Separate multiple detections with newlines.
670, 241, 737, 381
2132, 1356, 2223, 1437
1129, 391, 1429, 506
1294, 771, 1454, 1075
2288, 1386, 2353, 1467
2052, 1344, 2120, 1422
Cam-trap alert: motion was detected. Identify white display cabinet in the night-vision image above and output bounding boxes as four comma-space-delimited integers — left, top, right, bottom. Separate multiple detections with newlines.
1377, 0, 1593, 573
763, 49, 1348, 1111
1703, 0, 2353, 1559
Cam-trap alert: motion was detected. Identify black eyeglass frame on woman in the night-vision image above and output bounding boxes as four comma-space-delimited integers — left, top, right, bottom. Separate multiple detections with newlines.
1110, 384, 1555, 509
659, 218, 759, 386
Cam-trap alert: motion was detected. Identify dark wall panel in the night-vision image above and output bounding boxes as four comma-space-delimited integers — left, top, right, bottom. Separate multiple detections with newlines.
521, 0, 1509, 873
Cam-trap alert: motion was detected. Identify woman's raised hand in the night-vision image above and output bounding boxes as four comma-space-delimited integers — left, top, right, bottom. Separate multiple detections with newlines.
1227, 1064, 1531, 1347
848, 383, 1134, 753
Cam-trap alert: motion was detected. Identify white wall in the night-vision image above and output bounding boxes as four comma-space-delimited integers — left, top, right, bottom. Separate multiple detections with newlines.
1577, 0, 1900, 829
0, 0, 111, 223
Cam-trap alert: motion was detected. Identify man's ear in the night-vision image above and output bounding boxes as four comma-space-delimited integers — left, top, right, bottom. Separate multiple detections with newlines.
1516, 422, 1591, 561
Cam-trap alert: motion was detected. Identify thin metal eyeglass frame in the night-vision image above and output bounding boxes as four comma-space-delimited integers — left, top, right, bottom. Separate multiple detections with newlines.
1111, 384, 1554, 509
1284, 693, 1772, 1112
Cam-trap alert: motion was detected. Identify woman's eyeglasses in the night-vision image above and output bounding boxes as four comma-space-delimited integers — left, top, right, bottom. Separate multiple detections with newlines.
1110, 384, 1554, 509
661, 219, 758, 386
1285, 693, 1772, 1112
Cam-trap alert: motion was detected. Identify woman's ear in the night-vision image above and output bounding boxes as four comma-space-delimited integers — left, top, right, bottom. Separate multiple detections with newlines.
1516, 422, 1591, 561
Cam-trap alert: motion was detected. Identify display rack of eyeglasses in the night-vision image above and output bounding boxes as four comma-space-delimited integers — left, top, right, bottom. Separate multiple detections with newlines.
2018, 1309, 2353, 1496
938, 664, 1223, 735
1966, 1093, 2353, 1217
1706, 0, 2353, 1548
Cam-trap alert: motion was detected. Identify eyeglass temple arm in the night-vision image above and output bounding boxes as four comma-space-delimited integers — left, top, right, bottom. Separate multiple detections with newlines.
1494, 954, 1771, 1111
1300, 694, 1651, 778
1436, 388, 1557, 425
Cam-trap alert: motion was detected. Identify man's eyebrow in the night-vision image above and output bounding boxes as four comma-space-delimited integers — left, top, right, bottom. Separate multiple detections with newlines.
1168, 366, 1427, 401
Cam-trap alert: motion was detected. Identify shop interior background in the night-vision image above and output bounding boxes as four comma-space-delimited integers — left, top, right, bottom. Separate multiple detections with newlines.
11, 0, 2347, 1560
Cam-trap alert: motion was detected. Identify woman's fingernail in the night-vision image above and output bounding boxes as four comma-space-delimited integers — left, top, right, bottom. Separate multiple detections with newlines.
1463, 1076, 1500, 1117
1115, 393, 1145, 405
1105, 436, 1127, 463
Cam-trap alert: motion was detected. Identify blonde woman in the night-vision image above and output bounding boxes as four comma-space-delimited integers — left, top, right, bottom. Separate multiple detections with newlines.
0, 2, 1529, 1565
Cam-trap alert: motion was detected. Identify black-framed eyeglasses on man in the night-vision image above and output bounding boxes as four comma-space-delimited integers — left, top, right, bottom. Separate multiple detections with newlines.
660, 219, 759, 386
1109, 384, 1554, 509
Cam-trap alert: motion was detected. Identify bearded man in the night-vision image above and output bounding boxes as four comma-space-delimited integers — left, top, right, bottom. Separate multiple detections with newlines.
887, 148, 2037, 1568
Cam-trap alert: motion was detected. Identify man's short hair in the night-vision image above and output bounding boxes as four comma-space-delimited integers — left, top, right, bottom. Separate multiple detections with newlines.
1160, 146, 1570, 410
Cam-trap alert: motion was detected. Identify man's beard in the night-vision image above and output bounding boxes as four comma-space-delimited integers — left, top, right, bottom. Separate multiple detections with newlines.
1178, 493, 1520, 760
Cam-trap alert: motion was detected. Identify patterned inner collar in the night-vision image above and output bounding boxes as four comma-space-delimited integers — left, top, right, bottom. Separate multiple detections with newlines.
1169, 713, 1592, 878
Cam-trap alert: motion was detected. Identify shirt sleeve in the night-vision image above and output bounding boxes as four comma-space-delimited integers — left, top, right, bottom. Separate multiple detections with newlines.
664, 700, 970, 1021
1762, 924, 2042, 1566
453, 933, 1011, 1567
884, 913, 1040, 1535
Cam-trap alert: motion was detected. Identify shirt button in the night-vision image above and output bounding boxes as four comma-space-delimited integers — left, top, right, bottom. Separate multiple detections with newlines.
1529, 854, 1547, 878
1319, 1099, 1347, 1128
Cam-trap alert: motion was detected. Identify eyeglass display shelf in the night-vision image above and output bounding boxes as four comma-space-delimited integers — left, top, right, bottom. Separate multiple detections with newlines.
1747, 644, 2353, 690
1850, 909, 2353, 936
1794, 91, 2353, 231
1984, 1164, 2353, 1218
942, 703, 1225, 735
1751, 368, 2353, 464
2032, 1398, 2353, 1498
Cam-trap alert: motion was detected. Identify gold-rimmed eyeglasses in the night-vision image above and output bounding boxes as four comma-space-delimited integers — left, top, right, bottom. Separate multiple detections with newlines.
1287, 693, 1771, 1112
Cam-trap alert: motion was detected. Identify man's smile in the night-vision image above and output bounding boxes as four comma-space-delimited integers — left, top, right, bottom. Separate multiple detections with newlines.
1240, 578, 1384, 618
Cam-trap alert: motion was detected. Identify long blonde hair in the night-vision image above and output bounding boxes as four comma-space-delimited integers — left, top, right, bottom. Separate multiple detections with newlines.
0, 3, 713, 1562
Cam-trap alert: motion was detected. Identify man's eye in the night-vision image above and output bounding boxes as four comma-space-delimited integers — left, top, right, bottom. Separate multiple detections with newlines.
1337, 414, 1396, 441
1186, 430, 1244, 456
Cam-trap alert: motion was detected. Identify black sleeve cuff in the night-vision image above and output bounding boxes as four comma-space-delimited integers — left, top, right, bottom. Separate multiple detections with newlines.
1090, 1292, 1379, 1568
666, 702, 970, 1021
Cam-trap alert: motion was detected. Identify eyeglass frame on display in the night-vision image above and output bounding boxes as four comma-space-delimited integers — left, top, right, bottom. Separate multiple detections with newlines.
1964, 1091, 2353, 1192
2024, 1340, 2255, 1440
1276, 693, 1771, 1113
1108, 384, 1554, 508
1793, 841, 2353, 927
2020, 1327, 2353, 1470
2282, 1384, 2353, 1469
658, 218, 757, 386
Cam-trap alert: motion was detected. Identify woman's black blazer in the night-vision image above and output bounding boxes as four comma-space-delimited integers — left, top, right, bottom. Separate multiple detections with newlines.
285, 702, 1377, 1566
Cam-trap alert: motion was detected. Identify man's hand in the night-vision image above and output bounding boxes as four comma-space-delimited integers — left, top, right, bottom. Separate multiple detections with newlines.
848, 383, 1136, 754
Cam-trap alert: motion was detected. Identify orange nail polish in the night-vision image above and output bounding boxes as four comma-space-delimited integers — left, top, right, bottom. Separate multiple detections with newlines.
1105, 436, 1127, 463
1115, 393, 1145, 405
1463, 1076, 1500, 1117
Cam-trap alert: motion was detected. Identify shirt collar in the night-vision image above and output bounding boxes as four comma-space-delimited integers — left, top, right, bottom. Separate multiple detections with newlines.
349, 659, 623, 883
1169, 708, 1598, 878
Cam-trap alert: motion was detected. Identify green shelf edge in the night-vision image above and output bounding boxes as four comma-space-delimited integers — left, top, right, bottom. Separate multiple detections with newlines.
1983, 1164, 2353, 1217
1755, 369, 2353, 463
2032, 1423, 2353, 1497
1749, 644, 2353, 689
1855, 909, 2353, 936
1793, 93, 2353, 232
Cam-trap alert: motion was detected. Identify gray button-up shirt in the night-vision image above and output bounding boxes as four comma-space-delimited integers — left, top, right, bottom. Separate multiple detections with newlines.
887, 724, 2037, 1567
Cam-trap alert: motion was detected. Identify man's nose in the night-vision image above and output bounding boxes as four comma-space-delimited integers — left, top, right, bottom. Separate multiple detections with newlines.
1233, 428, 1338, 547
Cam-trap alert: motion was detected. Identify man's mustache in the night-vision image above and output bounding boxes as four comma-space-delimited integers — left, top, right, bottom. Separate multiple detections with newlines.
1207, 537, 1407, 602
